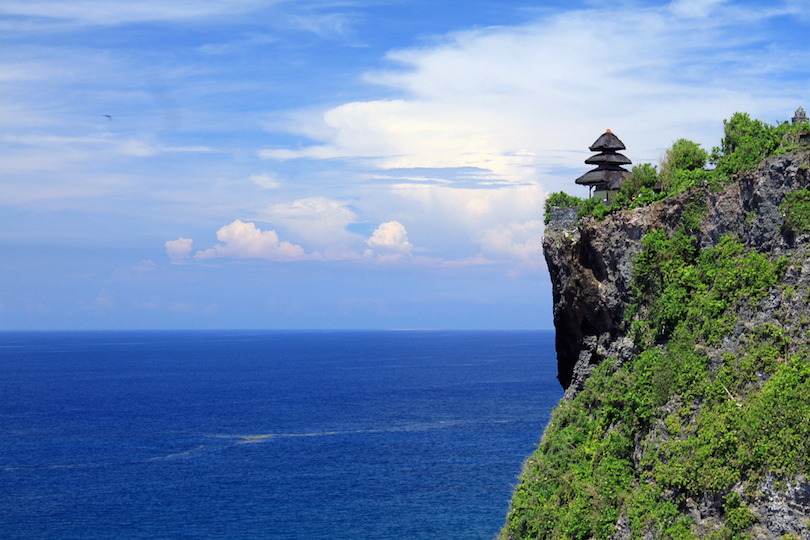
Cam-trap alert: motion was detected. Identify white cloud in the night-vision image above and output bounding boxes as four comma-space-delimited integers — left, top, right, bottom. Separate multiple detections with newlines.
119, 140, 214, 157
249, 173, 282, 189
389, 183, 545, 229
165, 238, 193, 263
265, 2, 807, 193
477, 221, 545, 268
367, 220, 411, 251
194, 219, 314, 261
263, 197, 361, 251
365, 221, 412, 261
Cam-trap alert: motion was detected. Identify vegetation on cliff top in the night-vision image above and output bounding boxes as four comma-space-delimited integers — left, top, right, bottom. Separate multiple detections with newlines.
543, 112, 810, 224
509, 114, 810, 539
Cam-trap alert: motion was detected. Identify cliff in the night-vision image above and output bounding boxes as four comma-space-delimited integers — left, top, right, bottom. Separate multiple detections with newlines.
502, 151, 810, 539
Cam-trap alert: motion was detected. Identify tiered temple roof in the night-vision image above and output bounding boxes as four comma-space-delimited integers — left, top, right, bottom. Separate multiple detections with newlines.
575, 130, 631, 191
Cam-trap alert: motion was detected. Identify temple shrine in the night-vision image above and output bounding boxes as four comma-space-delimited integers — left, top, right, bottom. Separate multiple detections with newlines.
793, 106, 808, 125
574, 130, 631, 203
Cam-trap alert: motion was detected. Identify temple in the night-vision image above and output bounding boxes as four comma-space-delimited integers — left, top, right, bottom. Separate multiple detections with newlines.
793, 106, 808, 125
574, 129, 631, 203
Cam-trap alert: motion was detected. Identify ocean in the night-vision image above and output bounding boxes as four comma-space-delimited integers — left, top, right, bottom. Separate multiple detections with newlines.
1, 331, 562, 539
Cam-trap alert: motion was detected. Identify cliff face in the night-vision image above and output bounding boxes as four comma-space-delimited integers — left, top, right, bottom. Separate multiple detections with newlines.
503, 152, 810, 539
546, 153, 810, 400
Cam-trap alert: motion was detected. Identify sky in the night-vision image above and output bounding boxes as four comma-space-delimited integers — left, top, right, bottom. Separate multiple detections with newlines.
1, 0, 809, 330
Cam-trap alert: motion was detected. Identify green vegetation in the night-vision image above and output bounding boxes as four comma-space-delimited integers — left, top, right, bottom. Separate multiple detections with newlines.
503, 193, 809, 537
545, 112, 810, 224
710, 112, 810, 178
628, 232, 783, 346
523, 111, 810, 537
660, 138, 710, 193
781, 187, 810, 231
544, 192, 587, 224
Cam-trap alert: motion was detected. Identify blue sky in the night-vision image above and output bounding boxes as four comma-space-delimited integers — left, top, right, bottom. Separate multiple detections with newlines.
1, 0, 809, 330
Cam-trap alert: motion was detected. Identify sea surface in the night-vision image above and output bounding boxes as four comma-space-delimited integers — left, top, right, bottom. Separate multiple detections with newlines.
0, 331, 562, 539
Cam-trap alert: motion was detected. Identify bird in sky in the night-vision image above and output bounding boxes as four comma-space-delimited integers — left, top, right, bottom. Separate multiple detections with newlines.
103, 115, 112, 120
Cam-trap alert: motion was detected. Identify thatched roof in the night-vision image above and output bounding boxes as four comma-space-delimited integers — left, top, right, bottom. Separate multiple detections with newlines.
574, 167, 629, 189
588, 130, 626, 151
585, 152, 632, 165
576, 130, 631, 189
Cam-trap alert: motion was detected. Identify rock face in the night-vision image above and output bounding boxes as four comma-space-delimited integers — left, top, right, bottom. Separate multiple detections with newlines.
539, 152, 810, 537
545, 153, 810, 399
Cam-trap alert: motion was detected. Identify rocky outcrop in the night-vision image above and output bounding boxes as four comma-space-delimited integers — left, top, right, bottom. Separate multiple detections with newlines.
538, 151, 810, 537
544, 152, 810, 399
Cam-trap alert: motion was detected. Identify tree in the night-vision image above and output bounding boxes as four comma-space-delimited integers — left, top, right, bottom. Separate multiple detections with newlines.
660, 139, 709, 192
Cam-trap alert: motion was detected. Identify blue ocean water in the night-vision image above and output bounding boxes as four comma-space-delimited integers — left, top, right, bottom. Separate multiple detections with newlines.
1, 331, 561, 539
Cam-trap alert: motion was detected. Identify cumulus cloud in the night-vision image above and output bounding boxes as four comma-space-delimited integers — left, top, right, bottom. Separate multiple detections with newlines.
194, 220, 314, 261
364, 221, 413, 262
389, 183, 545, 229
264, 197, 360, 249
477, 221, 545, 268
165, 237, 193, 263
367, 221, 411, 251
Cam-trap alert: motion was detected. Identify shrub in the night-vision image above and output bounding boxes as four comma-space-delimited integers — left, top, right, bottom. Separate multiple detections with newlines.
660, 139, 710, 193
710, 113, 783, 178
544, 191, 585, 224
620, 163, 659, 198
781, 187, 810, 231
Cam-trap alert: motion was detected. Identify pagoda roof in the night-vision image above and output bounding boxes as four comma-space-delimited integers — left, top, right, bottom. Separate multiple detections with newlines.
585, 152, 632, 166
589, 131, 626, 152
574, 167, 629, 189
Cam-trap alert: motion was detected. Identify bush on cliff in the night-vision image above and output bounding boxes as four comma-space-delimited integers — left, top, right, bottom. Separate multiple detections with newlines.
781, 187, 810, 231
660, 138, 710, 193
543, 192, 586, 224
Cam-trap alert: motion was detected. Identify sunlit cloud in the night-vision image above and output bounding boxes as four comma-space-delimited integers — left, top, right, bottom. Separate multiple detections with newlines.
363, 220, 414, 263
194, 219, 315, 262
264, 197, 359, 248
366, 220, 411, 252
165, 238, 194, 264
265, 1, 808, 196
476, 221, 545, 270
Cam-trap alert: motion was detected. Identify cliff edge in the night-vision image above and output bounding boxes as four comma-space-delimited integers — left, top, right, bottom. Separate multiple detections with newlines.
502, 151, 810, 539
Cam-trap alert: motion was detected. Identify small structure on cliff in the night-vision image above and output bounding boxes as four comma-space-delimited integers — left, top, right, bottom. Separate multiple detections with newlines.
574, 130, 631, 203
793, 106, 808, 125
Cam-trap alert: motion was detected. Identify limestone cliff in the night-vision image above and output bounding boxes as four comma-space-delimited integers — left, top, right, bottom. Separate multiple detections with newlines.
502, 152, 810, 539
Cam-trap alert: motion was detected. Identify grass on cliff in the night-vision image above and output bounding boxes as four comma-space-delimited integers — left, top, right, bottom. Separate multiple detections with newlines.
501, 228, 810, 539
781, 187, 810, 231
